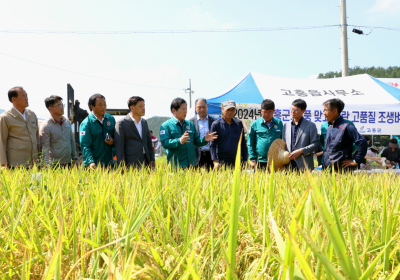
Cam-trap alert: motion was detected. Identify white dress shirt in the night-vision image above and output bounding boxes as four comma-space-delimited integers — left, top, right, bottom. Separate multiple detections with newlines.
13, 106, 26, 121
129, 114, 145, 153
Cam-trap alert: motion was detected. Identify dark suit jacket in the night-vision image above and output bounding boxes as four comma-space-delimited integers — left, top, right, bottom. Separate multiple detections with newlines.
282, 118, 319, 170
189, 115, 216, 165
114, 115, 155, 167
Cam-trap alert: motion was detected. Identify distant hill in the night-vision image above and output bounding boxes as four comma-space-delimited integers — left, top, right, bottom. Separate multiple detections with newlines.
318, 66, 400, 79
146, 116, 169, 139
146, 116, 169, 155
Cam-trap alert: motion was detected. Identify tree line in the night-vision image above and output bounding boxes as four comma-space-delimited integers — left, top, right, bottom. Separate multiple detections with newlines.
147, 116, 170, 155
318, 66, 400, 79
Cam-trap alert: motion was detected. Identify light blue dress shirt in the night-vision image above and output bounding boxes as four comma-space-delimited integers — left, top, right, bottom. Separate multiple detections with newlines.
197, 115, 210, 151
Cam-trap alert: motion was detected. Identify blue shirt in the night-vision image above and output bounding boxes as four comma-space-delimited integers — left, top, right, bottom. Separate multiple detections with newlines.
265, 120, 273, 128
197, 115, 210, 151
210, 118, 248, 164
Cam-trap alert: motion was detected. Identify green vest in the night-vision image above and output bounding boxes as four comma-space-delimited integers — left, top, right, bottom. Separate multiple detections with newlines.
160, 117, 207, 168
79, 113, 116, 166
247, 117, 283, 163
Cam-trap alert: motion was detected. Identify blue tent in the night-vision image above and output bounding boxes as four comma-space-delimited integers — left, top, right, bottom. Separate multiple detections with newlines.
206, 72, 400, 117
207, 73, 263, 116
204, 72, 400, 135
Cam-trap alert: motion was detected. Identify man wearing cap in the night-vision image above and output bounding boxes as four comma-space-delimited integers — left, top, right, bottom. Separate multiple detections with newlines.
322, 98, 367, 171
39, 95, 77, 167
210, 100, 248, 168
189, 98, 216, 169
0, 87, 40, 169
79, 94, 116, 169
282, 99, 319, 171
248, 99, 283, 169
160, 98, 217, 168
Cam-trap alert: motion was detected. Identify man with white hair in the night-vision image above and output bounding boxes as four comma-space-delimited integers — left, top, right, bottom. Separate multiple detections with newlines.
0, 87, 40, 169
189, 98, 216, 169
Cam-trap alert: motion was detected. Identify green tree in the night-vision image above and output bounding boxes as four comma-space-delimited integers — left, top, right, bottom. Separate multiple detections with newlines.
318, 66, 400, 79
146, 116, 170, 155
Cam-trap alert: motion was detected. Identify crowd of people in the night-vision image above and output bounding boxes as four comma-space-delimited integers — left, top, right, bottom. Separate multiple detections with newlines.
1, 86, 399, 172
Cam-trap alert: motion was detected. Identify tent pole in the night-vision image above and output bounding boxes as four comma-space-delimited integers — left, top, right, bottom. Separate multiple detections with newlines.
340, 0, 349, 77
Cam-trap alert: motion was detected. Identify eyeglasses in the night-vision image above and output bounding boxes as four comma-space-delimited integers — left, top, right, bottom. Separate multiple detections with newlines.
289, 107, 300, 113
51, 104, 65, 108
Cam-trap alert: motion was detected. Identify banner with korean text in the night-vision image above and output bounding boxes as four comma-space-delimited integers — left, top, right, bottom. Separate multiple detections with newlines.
227, 103, 400, 135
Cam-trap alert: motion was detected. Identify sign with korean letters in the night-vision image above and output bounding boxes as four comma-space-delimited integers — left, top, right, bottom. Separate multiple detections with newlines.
223, 103, 400, 135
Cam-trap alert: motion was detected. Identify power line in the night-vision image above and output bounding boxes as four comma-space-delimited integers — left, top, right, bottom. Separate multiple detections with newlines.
0, 51, 182, 90
1, 25, 398, 35
0, 25, 341, 34
348, 25, 400, 32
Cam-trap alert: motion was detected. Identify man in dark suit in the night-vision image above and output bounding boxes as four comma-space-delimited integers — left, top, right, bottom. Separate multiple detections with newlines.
282, 99, 319, 171
189, 98, 216, 169
115, 96, 155, 168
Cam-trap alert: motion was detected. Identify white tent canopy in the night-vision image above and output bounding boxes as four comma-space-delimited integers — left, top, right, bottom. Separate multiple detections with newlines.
205, 72, 400, 135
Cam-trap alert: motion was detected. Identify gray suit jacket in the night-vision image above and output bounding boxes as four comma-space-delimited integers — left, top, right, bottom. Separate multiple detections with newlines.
114, 115, 155, 167
282, 118, 319, 170
189, 115, 216, 165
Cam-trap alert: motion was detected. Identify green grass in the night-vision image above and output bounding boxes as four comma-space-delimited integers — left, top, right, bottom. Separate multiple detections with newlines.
1, 158, 400, 279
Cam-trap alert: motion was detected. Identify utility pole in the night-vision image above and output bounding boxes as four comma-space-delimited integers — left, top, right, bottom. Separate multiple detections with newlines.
184, 79, 195, 108
340, 0, 349, 77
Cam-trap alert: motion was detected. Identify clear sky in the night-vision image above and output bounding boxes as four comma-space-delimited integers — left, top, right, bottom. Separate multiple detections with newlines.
0, 0, 399, 119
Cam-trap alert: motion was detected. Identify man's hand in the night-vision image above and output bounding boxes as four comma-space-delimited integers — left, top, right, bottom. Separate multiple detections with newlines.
105, 136, 114, 146
213, 160, 220, 169
89, 163, 96, 170
341, 159, 357, 168
314, 151, 323, 157
250, 160, 257, 169
289, 149, 303, 160
205, 131, 218, 142
150, 161, 156, 169
180, 131, 190, 144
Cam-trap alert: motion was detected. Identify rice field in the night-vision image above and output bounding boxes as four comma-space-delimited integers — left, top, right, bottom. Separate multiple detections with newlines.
1, 156, 400, 279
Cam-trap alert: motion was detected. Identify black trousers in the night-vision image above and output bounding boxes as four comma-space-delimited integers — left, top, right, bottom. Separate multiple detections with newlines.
258, 162, 268, 169
197, 151, 213, 170
324, 161, 357, 172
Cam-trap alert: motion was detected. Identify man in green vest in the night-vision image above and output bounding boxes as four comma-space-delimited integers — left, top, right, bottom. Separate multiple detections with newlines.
79, 94, 116, 168
160, 98, 217, 168
248, 99, 283, 169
